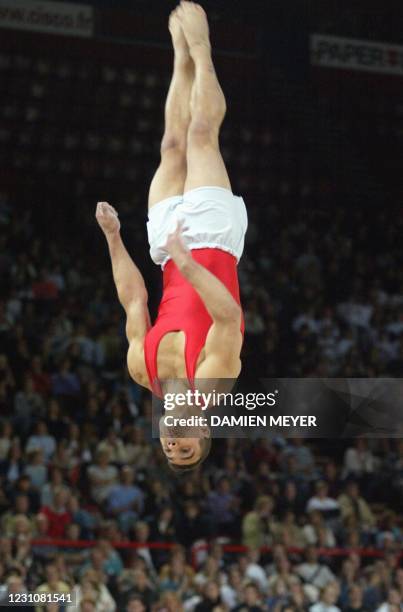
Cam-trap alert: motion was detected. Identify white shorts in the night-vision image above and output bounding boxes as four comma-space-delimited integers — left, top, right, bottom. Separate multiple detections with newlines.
147, 186, 248, 268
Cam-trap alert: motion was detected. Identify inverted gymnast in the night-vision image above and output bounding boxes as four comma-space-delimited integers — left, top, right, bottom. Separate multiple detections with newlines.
96, 1, 248, 470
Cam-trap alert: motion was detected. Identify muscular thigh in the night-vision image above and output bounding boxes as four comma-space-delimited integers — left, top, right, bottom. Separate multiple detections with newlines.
184, 127, 231, 193
148, 146, 187, 209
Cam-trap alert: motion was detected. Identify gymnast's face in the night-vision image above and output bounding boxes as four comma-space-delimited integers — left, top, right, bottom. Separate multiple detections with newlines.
160, 437, 202, 466
158, 396, 211, 468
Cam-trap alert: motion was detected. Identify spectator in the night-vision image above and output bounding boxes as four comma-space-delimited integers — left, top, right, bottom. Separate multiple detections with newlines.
296, 546, 336, 591
35, 563, 71, 611
0, 574, 30, 610
153, 590, 184, 612
121, 569, 155, 609
376, 588, 402, 612
24, 450, 48, 490
234, 582, 265, 611
133, 522, 155, 572
0, 421, 14, 460
176, 500, 212, 547
40, 467, 67, 508
306, 481, 340, 515
303, 510, 337, 547
40, 486, 72, 538
14, 379, 45, 435
159, 549, 194, 598
242, 495, 275, 548
97, 540, 124, 578
1, 494, 33, 537
0, 354, 16, 402
0, 440, 24, 485
25, 422, 56, 462
276, 481, 306, 516
194, 556, 220, 589
195, 580, 224, 612
266, 554, 300, 593
72, 568, 116, 612
240, 550, 269, 593
124, 426, 153, 469
338, 481, 376, 532
12, 474, 40, 512
345, 585, 369, 612
97, 428, 129, 464
107, 466, 144, 533
51, 359, 81, 398
220, 565, 243, 609
28, 355, 51, 397
67, 495, 98, 539
281, 439, 316, 478
126, 594, 147, 612
310, 582, 341, 612
87, 449, 119, 504
343, 439, 378, 479
45, 398, 67, 440
322, 460, 343, 498
150, 506, 176, 545
206, 477, 240, 537
272, 510, 307, 547
63, 523, 88, 567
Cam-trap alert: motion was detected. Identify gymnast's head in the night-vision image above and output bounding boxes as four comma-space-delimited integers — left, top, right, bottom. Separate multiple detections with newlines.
160, 433, 212, 472
157, 376, 236, 475
158, 401, 212, 472
157, 379, 235, 471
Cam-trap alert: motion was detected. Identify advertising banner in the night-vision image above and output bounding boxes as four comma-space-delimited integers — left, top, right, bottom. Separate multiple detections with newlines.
0, 0, 94, 38
311, 34, 403, 77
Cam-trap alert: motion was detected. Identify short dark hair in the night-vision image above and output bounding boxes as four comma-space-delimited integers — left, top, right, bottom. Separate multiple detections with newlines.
168, 437, 212, 473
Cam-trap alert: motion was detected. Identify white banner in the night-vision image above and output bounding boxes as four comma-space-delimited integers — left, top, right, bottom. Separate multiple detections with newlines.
0, 0, 94, 38
311, 34, 403, 77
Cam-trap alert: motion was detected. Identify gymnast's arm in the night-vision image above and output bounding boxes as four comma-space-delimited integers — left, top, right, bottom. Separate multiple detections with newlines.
95, 202, 150, 387
166, 222, 242, 376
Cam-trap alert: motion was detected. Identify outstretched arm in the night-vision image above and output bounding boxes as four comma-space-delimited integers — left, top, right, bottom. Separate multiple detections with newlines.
96, 202, 147, 314
96, 202, 150, 386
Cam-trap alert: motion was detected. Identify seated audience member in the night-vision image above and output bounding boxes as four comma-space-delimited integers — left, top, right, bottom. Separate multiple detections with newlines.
338, 481, 375, 532
296, 546, 336, 591
107, 465, 144, 533
242, 495, 275, 548
303, 510, 337, 547
306, 481, 340, 517
40, 486, 72, 538
87, 449, 118, 504
234, 582, 265, 611
310, 582, 341, 612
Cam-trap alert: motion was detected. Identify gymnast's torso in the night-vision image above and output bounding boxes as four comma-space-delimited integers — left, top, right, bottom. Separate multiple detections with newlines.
128, 248, 244, 396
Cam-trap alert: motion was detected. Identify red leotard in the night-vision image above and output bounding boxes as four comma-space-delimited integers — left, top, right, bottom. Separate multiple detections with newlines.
144, 248, 244, 397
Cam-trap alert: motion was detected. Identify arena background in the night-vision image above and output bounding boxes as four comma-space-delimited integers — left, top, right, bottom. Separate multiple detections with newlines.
0, 0, 402, 610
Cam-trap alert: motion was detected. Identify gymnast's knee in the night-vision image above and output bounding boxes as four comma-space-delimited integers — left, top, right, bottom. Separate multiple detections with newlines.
187, 117, 220, 148
160, 132, 186, 158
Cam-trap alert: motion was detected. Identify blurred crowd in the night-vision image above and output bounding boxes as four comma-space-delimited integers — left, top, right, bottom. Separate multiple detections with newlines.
240, 202, 403, 380
0, 195, 402, 611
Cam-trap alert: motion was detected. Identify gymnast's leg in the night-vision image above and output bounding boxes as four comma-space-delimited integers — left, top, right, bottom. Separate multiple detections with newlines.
178, 1, 231, 192
148, 8, 195, 208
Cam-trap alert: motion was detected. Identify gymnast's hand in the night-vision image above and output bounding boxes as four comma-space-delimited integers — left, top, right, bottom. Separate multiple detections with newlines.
96, 202, 121, 236
165, 219, 191, 269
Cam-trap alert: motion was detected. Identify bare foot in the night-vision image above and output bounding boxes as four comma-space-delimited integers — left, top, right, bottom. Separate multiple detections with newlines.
177, 1, 211, 52
169, 8, 190, 62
